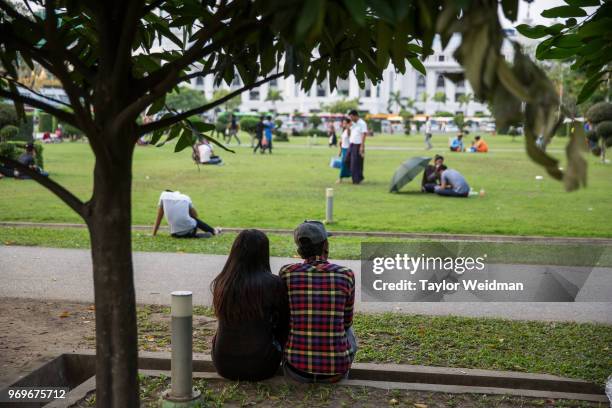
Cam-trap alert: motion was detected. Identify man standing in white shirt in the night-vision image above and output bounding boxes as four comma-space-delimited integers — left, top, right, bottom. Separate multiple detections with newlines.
152, 190, 221, 238
424, 116, 433, 150
348, 110, 367, 184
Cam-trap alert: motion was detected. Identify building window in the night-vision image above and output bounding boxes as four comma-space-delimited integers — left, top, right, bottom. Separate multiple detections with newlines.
455, 92, 464, 102
376, 85, 380, 98
456, 79, 466, 89
317, 83, 326, 97
231, 75, 242, 88
269, 79, 278, 88
360, 80, 373, 98
416, 74, 426, 99
195, 76, 204, 86
249, 89, 260, 100
337, 78, 350, 97
436, 74, 445, 90
438, 55, 445, 62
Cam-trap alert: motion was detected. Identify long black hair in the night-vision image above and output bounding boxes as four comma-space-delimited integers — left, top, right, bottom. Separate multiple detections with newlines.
211, 229, 272, 323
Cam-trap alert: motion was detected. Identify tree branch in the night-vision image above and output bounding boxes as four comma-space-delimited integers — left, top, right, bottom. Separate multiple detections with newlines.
0, 74, 72, 108
0, 156, 88, 220
111, 0, 145, 98
0, 86, 79, 126
138, 73, 283, 135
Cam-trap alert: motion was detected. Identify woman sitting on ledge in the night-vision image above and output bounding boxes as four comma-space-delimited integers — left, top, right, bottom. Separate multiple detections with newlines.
211, 229, 289, 381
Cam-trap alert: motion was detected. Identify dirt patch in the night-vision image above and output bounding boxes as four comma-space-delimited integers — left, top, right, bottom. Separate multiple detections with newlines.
0, 297, 96, 386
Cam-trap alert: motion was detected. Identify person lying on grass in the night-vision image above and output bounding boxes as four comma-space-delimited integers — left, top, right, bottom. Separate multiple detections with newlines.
211, 229, 289, 381
280, 220, 357, 383
152, 190, 221, 238
434, 165, 471, 198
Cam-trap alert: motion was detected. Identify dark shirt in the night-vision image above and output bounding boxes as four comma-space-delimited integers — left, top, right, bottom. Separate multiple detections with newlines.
255, 121, 264, 139
212, 273, 289, 381
422, 164, 438, 187
18, 152, 35, 167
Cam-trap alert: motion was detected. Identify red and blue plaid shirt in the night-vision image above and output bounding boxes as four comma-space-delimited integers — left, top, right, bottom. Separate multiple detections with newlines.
279, 258, 355, 375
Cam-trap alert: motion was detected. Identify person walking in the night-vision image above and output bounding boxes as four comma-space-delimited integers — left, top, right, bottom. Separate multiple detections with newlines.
253, 116, 265, 154
263, 115, 274, 154
336, 117, 352, 184
424, 116, 433, 150
226, 114, 241, 145
328, 122, 337, 147
211, 229, 289, 381
348, 109, 367, 184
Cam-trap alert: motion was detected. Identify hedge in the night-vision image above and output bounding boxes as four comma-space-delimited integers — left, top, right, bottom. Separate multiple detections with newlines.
38, 112, 55, 133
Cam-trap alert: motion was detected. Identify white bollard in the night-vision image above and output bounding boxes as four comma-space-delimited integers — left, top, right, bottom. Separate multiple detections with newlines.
325, 188, 334, 224
160, 291, 201, 407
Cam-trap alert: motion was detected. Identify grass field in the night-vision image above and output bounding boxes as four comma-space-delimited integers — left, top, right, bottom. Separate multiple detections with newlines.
1, 132, 611, 237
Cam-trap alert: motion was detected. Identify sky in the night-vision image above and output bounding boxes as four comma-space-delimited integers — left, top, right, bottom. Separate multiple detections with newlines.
500, 0, 594, 28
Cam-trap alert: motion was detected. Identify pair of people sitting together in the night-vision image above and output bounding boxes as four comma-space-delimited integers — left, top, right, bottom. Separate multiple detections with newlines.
450, 134, 489, 153
422, 155, 471, 198
211, 221, 357, 382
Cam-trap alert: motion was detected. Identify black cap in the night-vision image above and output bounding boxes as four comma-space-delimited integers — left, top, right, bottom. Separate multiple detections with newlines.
294, 220, 331, 245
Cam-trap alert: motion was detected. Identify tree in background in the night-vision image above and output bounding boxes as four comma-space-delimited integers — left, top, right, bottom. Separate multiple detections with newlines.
457, 93, 473, 115
212, 89, 241, 113
454, 112, 465, 132
321, 97, 360, 114
420, 91, 430, 105
265, 88, 283, 112
309, 114, 322, 130
166, 86, 207, 112
433, 91, 447, 111
387, 91, 416, 114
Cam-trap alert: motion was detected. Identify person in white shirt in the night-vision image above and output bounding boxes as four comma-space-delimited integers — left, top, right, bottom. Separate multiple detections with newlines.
152, 190, 221, 238
424, 116, 433, 150
348, 110, 367, 184
196, 140, 222, 165
336, 117, 352, 183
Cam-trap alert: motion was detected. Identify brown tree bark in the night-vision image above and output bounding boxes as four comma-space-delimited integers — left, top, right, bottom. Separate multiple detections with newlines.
87, 132, 139, 407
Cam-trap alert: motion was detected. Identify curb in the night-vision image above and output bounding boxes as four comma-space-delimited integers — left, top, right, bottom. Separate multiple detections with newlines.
2, 221, 612, 245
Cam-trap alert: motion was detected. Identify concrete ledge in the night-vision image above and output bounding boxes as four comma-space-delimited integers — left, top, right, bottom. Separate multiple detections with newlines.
2, 221, 611, 244
0, 350, 606, 406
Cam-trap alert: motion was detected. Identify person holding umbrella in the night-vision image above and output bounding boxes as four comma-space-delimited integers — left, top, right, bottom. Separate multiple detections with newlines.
421, 154, 444, 193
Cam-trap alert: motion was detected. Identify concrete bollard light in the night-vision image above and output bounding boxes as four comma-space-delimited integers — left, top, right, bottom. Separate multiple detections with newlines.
160, 291, 201, 407
325, 188, 334, 224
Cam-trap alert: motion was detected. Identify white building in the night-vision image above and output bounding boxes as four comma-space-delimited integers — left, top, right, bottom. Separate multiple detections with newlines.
187, 32, 518, 116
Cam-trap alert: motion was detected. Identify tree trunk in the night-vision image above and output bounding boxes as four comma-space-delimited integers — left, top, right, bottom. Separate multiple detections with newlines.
88, 138, 139, 407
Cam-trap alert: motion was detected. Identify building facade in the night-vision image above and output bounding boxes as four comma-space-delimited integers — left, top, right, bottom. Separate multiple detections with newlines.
186, 33, 518, 116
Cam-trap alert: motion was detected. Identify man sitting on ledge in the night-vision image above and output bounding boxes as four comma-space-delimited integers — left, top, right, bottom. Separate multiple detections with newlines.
152, 190, 221, 238
280, 220, 357, 383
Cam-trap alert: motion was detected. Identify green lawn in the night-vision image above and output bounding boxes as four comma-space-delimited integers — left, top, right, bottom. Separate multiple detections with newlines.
1, 133, 611, 237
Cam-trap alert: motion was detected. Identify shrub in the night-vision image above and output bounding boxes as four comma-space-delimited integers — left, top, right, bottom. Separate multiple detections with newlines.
274, 131, 289, 142
239, 117, 260, 134
434, 111, 454, 117
596, 121, 612, 140
0, 125, 20, 141
0, 104, 18, 129
17, 113, 34, 141
306, 129, 320, 137
39, 112, 55, 133
586, 102, 612, 125
0, 142, 17, 161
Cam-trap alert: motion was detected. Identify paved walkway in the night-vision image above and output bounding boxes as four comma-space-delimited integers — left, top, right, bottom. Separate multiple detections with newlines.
1, 246, 610, 323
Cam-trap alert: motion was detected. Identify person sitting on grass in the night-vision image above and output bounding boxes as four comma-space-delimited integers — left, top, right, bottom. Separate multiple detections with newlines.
449, 133, 464, 152
280, 220, 357, 383
211, 229, 289, 381
195, 138, 222, 165
421, 154, 444, 193
434, 165, 470, 198
14, 143, 49, 179
469, 135, 489, 153
152, 190, 221, 238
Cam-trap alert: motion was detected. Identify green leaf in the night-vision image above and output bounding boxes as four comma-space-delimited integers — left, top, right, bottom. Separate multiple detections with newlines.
577, 71, 606, 104
408, 57, 426, 76
189, 121, 215, 132
501, 0, 519, 22
541, 5, 587, 18
174, 130, 193, 152
342, 0, 366, 25
564, 0, 600, 6
147, 96, 166, 116
539, 47, 579, 59
554, 34, 583, 48
516, 24, 549, 39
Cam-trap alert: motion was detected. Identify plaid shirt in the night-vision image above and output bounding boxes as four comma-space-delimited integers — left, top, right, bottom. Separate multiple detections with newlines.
279, 258, 355, 375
